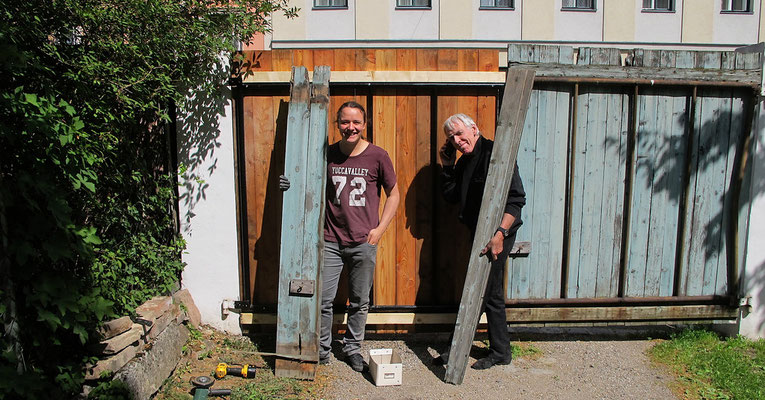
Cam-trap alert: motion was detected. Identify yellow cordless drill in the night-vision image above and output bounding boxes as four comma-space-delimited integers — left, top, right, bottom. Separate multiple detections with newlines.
214, 362, 256, 379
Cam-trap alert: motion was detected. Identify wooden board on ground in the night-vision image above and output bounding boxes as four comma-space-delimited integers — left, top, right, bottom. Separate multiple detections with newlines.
275, 66, 330, 379
444, 69, 535, 385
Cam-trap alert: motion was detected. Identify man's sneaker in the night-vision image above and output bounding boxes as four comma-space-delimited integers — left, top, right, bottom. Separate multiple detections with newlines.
347, 353, 365, 372
319, 355, 331, 365
470, 355, 512, 370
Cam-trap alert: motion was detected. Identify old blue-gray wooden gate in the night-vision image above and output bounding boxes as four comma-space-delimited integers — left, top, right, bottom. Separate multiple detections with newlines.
507, 45, 757, 312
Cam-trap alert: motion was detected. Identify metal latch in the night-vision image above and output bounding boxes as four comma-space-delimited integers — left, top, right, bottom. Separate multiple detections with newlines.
289, 279, 315, 296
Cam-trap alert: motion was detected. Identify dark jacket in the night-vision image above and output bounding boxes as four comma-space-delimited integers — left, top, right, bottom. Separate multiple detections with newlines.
441, 136, 526, 235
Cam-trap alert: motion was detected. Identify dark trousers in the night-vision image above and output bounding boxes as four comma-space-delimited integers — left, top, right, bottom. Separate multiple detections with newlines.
482, 233, 514, 361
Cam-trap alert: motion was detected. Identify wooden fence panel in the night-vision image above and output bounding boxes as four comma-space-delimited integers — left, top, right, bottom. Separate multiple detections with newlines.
509, 85, 570, 299
236, 47, 752, 316
567, 88, 629, 298
626, 89, 688, 297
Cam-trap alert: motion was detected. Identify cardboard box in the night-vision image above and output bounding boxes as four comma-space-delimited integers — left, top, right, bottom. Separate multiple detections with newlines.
369, 349, 402, 386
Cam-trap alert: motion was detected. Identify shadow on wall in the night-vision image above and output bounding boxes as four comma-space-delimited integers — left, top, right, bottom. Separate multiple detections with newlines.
600, 87, 760, 296
176, 57, 232, 233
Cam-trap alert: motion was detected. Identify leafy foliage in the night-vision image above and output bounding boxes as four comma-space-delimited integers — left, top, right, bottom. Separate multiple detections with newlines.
650, 329, 765, 400
0, 0, 296, 398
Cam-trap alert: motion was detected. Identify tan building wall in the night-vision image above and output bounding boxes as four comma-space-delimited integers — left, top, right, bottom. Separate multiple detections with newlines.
522, 0, 556, 40
682, 0, 715, 43
440, 0, 473, 40
356, 1, 390, 40
603, 0, 635, 43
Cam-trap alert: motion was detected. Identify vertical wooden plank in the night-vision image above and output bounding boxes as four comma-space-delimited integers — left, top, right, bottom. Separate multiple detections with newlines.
293, 49, 314, 70
627, 92, 655, 297
549, 86, 570, 298
595, 90, 626, 298
566, 88, 588, 298
716, 92, 741, 295
445, 69, 535, 385
477, 90, 497, 140
396, 90, 417, 305
247, 96, 283, 305
478, 49, 499, 71
276, 67, 313, 378
373, 88, 397, 305
249, 50, 272, 71
414, 91, 433, 304
375, 49, 397, 71
577, 90, 608, 298
457, 49, 479, 71
272, 49, 293, 71
437, 48, 459, 71
333, 49, 357, 71
417, 49, 439, 71
313, 49, 335, 69
397, 48, 417, 71
509, 88, 538, 299
435, 91, 468, 304
356, 49, 376, 71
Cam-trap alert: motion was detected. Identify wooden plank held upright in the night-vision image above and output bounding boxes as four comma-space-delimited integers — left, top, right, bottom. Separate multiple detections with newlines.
275, 66, 330, 379
444, 69, 535, 385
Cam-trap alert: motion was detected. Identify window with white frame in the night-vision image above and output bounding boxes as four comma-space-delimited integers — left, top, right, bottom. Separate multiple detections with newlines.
397, 0, 431, 7
642, 0, 674, 11
314, 0, 347, 8
722, 0, 751, 12
480, 0, 514, 8
562, 0, 595, 10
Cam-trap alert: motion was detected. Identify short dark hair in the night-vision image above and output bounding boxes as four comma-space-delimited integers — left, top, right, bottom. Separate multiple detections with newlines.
336, 101, 367, 123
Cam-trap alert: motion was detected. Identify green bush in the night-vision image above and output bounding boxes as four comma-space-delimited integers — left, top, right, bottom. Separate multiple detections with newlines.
0, 0, 295, 398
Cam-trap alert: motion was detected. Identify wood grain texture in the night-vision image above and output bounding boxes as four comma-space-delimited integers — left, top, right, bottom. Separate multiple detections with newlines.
396, 90, 417, 305
373, 88, 398, 305
276, 67, 314, 378
445, 69, 535, 385
416, 49, 439, 71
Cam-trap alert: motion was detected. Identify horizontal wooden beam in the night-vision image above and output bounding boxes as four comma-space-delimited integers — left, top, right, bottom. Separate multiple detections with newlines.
240, 68, 759, 88
240, 305, 737, 325
241, 71, 506, 84
513, 64, 760, 87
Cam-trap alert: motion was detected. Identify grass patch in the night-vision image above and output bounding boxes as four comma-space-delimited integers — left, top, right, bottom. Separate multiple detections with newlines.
231, 376, 313, 400
481, 340, 543, 360
649, 329, 765, 400
511, 341, 543, 360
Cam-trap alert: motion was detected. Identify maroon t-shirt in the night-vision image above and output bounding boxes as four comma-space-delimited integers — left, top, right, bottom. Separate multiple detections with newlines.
324, 142, 397, 246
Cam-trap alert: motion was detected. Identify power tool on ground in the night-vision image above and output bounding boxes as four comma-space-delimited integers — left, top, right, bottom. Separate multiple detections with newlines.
215, 362, 256, 379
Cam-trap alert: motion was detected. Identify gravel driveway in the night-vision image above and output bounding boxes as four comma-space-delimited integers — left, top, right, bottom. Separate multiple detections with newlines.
318, 329, 677, 400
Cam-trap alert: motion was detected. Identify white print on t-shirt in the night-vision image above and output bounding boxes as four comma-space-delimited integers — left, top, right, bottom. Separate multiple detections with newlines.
332, 176, 367, 207
331, 166, 369, 177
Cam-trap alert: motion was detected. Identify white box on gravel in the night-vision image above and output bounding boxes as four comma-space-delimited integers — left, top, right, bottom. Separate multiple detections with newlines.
369, 348, 402, 386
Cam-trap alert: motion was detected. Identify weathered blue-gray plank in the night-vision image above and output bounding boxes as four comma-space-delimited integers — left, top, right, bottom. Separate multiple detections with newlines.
627, 89, 688, 297
276, 66, 330, 379
510, 84, 569, 300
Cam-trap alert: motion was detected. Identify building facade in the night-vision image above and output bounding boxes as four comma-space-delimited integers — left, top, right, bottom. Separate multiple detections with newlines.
264, 0, 764, 51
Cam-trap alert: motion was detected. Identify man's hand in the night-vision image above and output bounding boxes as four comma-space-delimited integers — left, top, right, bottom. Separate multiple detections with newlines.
367, 227, 383, 245
279, 175, 290, 191
439, 141, 457, 166
480, 232, 504, 261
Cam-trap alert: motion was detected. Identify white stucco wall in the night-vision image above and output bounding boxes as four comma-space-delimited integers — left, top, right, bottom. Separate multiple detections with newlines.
713, 2, 762, 45
176, 61, 242, 334
740, 99, 765, 339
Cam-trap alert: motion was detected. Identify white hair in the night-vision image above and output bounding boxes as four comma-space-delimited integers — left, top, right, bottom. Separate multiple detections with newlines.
443, 113, 480, 136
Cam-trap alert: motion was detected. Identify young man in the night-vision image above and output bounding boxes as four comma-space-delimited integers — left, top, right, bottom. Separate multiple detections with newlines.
438, 113, 525, 370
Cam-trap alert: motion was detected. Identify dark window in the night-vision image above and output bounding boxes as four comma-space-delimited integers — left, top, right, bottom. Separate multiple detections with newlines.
480, 0, 514, 8
562, 0, 595, 10
314, 0, 347, 8
722, 0, 751, 12
397, 0, 431, 8
642, 0, 674, 11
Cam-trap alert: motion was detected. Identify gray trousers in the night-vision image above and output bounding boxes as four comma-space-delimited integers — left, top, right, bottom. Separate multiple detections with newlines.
320, 241, 377, 358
